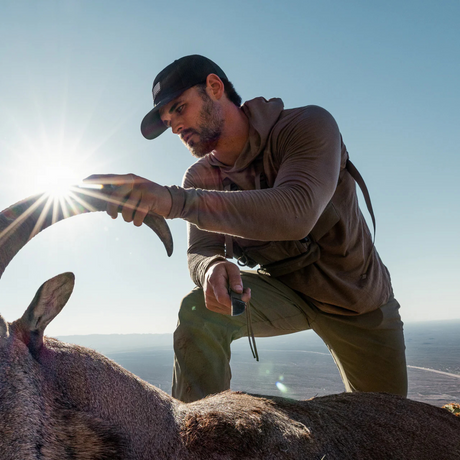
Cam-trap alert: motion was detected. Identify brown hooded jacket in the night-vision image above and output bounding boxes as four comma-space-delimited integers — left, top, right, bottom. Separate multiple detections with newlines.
167, 97, 392, 315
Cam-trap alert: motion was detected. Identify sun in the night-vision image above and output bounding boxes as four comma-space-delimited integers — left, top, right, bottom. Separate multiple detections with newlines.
9, 144, 100, 201
35, 163, 82, 199
4, 125, 110, 206
1, 149, 108, 243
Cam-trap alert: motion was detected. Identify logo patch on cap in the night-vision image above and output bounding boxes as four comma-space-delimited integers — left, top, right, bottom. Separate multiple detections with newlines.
153, 82, 161, 100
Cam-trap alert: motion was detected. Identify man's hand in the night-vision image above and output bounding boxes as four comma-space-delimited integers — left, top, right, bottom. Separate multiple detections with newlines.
203, 260, 251, 315
83, 174, 172, 225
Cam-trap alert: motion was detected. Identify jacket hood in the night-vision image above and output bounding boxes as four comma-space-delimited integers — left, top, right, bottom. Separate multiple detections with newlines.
207, 97, 284, 171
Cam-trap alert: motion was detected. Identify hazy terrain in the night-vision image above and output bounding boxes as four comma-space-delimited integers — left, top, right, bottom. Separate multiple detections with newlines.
58, 320, 460, 407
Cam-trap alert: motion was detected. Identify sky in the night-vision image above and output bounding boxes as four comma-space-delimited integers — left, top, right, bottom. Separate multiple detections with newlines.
0, 0, 459, 336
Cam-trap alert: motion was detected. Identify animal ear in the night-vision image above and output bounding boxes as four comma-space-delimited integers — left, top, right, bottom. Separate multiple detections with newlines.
19, 272, 75, 355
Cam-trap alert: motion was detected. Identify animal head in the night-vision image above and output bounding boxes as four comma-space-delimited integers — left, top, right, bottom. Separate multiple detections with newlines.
0, 190, 175, 459
0, 272, 130, 460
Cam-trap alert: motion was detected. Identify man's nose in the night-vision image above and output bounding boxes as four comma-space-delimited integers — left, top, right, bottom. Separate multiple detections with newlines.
171, 121, 183, 135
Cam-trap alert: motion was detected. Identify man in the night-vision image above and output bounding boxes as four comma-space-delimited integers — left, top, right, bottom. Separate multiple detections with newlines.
87, 54, 407, 403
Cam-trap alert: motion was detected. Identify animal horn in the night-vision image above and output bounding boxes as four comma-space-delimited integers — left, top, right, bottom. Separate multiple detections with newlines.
0, 186, 173, 279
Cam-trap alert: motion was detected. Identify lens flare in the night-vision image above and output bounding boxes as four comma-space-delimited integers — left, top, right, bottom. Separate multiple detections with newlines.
36, 164, 80, 199
276, 381, 288, 393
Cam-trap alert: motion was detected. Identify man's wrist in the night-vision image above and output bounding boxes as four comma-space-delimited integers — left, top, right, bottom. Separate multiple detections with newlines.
157, 185, 173, 217
164, 185, 186, 219
204, 257, 226, 274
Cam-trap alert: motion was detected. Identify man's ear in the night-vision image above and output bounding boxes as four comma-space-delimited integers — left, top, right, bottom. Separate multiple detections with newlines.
206, 73, 225, 100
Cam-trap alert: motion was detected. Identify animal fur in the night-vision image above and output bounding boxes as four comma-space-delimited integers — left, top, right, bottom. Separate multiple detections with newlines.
1, 273, 459, 459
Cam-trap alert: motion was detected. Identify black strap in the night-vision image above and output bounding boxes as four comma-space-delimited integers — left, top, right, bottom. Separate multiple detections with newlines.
246, 301, 259, 361
346, 159, 376, 278
346, 159, 376, 241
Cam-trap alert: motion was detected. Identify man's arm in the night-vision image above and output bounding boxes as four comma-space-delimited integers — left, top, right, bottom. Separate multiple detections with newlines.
84, 106, 341, 242
166, 106, 342, 241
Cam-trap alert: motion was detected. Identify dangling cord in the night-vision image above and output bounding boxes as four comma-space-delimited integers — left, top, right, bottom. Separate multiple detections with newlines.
246, 300, 259, 361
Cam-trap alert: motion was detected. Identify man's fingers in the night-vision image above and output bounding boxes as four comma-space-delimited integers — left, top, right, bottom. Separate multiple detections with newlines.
83, 173, 135, 187
106, 195, 122, 219
204, 278, 231, 315
241, 287, 251, 303
83, 173, 171, 220
203, 260, 248, 315
133, 198, 150, 227
82, 174, 111, 185
121, 188, 142, 223
209, 280, 233, 311
205, 300, 231, 315
206, 287, 250, 316
226, 265, 244, 294
84, 174, 137, 219
106, 188, 129, 218
213, 277, 233, 307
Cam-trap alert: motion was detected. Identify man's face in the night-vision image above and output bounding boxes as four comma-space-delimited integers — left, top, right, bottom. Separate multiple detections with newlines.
159, 86, 224, 158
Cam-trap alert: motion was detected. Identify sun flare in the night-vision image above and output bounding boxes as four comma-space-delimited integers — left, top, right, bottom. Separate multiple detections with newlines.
36, 164, 81, 199
11, 145, 101, 201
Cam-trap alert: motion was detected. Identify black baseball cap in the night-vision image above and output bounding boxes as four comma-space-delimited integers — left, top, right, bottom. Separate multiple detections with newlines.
140, 55, 228, 140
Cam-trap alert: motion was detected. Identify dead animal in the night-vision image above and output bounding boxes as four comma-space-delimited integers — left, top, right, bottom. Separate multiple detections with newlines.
0, 191, 459, 459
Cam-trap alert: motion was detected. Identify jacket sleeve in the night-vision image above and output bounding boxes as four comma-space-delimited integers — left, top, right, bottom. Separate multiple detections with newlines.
167, 105, 342, 243
180, 166, 227, 287
186, 223, 226, 288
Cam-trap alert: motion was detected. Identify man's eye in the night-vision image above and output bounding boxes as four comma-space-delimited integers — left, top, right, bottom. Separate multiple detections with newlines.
176, 105, 184, 114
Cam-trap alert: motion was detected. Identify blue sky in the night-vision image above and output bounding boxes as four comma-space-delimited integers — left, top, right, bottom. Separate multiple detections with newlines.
0, 0, 459, 335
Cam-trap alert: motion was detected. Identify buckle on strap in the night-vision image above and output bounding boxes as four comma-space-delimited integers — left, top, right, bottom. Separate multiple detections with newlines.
237, 254, 251, 267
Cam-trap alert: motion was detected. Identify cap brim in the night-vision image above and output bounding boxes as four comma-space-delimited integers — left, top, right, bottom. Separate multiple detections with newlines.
140, 88, 188, 140
141, 108, 167, 140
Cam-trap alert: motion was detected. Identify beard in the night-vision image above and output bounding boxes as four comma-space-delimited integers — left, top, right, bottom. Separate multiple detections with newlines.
181, 94, 224, 158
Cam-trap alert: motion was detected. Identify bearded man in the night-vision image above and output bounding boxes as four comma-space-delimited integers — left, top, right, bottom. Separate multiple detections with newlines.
87, 55, 407, 403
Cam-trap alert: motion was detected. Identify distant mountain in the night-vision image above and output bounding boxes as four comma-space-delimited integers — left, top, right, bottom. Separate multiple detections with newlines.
57, 319, 460, 357
56, 333, 173, 354
56, 320, 460, 406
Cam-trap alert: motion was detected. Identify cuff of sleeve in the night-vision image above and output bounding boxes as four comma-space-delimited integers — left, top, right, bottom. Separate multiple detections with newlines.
194, 254, 227, 288
165, 185, 186, 219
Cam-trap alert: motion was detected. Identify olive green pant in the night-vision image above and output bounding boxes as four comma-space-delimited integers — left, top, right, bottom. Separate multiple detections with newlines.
172, 271, 407, 403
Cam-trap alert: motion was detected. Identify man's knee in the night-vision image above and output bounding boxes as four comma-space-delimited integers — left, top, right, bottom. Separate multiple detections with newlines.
174, 289, 206, 348
178, 288, 206, 320
175, 288, 236, 344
